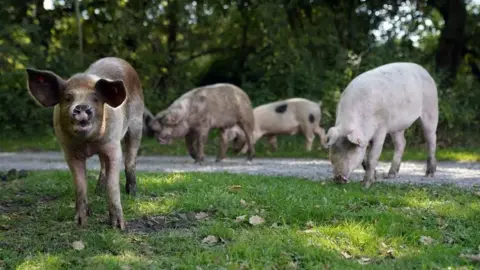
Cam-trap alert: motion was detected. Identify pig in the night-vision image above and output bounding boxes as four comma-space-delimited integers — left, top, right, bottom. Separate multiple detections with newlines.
26, 57, 144, 229
326, 62, 438, 188
149, 83, 255, 163
226, 98, 328, 153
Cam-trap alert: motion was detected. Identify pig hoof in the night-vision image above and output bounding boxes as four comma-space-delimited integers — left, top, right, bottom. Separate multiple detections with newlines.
215, 158, 225, 163
361, 181, 372, 189
425, 166, 436, 177
75, 212, 88, 227
333, 178, 348, 184
384, 172, 397, 179
110, 215, 125, 230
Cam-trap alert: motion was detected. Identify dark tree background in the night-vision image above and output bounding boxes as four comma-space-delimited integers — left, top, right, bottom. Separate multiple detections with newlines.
1, 0, 479, 146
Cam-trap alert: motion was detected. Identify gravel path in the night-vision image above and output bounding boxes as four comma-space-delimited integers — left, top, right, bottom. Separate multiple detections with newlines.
0, 152, 479, 188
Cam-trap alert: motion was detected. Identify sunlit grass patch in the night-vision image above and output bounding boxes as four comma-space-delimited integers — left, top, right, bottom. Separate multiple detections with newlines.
1, 171, 480, 269
16, 254, 63, 270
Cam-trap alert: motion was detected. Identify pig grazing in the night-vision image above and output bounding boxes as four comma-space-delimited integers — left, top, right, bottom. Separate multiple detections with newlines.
26, 57, 144, 229
226, 98, 327, 153
149, 83, 255, 163
326, 62, 438, 188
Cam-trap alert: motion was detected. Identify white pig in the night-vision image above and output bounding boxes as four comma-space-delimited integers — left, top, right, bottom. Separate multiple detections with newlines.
326, 62, 438, 188
227, 98, 327, 153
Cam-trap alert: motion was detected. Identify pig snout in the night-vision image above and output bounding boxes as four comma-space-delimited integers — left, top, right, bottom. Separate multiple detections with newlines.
334, 175, 349, 184
71, 104, 94, 134
72, 104, 93, 123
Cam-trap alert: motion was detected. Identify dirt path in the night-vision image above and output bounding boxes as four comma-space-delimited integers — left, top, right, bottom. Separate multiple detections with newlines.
0, 152, 479, 188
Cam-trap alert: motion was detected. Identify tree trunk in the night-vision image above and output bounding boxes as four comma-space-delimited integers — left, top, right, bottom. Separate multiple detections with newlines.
75, 0, 83, 66
428, 0, 467, 85
157, 0, 179, 100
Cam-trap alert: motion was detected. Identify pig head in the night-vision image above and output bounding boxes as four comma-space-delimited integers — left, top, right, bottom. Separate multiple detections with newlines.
326, 126, 368, 184
150, 105, 190, 145
26, 57, 144, 230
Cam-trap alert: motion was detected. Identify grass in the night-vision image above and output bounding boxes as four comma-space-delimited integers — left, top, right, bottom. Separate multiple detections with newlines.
1, 133, 480, 162
1, 171, 480, 269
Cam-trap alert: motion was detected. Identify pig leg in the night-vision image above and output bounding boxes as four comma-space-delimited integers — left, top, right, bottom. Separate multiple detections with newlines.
195, 128, 209, 164
314, 126, 328, 149
124, 126, 142, 197
239, 143, 249, 155
102, 144, 125, 229
267, 135, 278, 152
185, 131, 198, 160
421, 112, 438, 177
385, 130, 406, 179
361, 131, 387, 189
95, 154, 107, 194
361, 141, 378, 179
95, 150, 106, 192
66, 157, 89, 227
216, 129, 228, 162
238, 122, 255, 162
303, 127, 315, 152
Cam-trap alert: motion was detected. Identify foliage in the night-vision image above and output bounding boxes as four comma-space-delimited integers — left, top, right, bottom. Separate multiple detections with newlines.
1, 171, 480, 269
0, 0, 479, 145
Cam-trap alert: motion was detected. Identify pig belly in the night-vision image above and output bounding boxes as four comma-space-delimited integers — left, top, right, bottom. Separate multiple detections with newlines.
385, 106, 422, 133
266, 125, 299, 136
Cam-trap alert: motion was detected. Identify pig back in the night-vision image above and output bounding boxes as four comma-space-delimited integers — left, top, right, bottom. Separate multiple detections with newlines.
191, 84, 252, 128
336, 62, 433, 133
86, 57, 144, 139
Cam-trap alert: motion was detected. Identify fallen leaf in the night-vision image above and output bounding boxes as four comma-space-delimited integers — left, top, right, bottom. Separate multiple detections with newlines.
270, 222, 279, 228
386, 248, 395, 258
228, 185, 242, 191
357, 257, 372, 265
201, 235, 218, 244
235, 215, 247, 223
285, 261, 298, 270
306, 221, 314, 228
474, 192, 480, 197
195, 212, 209, 220
380, 242, 388, 249
419, 235, 434, 245
249, 215, 265, 226
315, 205, 320, 208
72, 240, 85, 250
195, 266, 203, 270
460, 253, 480, 262
341, 251, 352, 259
240, 199, 247, 207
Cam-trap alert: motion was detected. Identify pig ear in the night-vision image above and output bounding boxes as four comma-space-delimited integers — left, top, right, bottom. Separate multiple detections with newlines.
166, 110, 183, 124
26, 68, 66, 107
346, 130, 368, 148
325, 127, 340, 147
95, 79, 127, 108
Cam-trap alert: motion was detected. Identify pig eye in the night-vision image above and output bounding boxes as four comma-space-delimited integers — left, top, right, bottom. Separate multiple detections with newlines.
65, 94, 73, 102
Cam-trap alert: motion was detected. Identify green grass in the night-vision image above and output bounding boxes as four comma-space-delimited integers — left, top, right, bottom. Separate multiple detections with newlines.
1, 171, 480, 269
1, 133, 479, 162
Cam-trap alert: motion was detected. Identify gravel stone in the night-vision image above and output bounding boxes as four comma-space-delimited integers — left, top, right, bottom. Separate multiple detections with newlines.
0, 152, 478, 188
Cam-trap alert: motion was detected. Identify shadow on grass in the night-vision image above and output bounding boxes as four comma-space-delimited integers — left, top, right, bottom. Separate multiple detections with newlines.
1, 171, 480, 269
